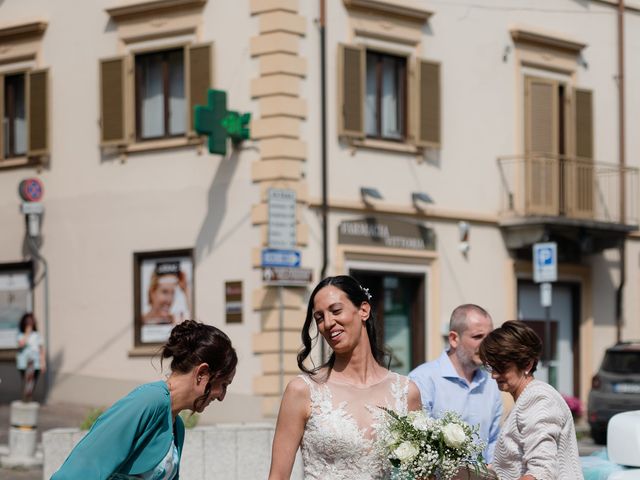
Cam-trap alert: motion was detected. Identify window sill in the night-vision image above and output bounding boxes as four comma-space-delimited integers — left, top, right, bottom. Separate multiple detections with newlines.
351, 137, 420, 154
128, 345, 163, 357
0, 156, 44, 170
124, 135, 204, 154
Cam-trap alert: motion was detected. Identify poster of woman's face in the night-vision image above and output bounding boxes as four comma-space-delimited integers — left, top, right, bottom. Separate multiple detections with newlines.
137, 251, 193, 344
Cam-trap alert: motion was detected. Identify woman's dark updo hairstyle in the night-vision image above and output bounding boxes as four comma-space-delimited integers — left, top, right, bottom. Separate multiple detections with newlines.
19, 313, 37, 333
479, 320, 542, 375
297, 275, 385, 377
161, 320, 237, 411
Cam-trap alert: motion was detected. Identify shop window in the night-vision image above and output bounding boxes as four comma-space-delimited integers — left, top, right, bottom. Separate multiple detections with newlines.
0, 264, 33, 351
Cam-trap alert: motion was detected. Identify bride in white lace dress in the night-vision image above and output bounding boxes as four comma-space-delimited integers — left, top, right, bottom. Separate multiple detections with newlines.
268, 275, 422, 480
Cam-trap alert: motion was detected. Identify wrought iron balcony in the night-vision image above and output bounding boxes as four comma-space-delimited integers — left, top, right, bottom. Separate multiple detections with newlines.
497, 155, 639, 254
498, 154, 639, 227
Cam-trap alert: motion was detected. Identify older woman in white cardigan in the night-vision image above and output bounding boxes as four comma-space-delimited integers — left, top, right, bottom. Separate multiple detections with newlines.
479, 321, 583, 480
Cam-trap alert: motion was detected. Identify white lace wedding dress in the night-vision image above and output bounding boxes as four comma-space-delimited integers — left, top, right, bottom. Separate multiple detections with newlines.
298, 371, 409, 480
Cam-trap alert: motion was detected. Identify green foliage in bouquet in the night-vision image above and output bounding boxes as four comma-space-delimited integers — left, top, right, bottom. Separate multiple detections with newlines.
376, 407, 489, 480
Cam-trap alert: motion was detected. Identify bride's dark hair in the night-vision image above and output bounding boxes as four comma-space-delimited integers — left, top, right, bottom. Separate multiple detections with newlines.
297, 275, 386, 376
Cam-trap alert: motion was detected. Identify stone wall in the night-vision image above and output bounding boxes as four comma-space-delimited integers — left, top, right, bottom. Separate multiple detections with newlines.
43, 424, 303, 479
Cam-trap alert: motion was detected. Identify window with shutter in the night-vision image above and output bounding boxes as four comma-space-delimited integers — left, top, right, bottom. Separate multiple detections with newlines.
338, 44, 365, 139
415, 59, 440, 148
0, 70, 49, 161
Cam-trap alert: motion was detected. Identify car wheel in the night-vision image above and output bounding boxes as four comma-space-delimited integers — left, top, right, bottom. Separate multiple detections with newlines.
591, 426, 607, 445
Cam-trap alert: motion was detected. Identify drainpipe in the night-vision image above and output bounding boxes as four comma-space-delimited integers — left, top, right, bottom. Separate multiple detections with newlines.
319, 0, 328, 282
616, 0, 625, 343
26, 236, 50, 401
319, 0, 328, 360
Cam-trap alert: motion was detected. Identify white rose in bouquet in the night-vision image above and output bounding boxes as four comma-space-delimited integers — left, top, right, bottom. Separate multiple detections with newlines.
410, 411, 432, 431
385, 428, 402, 447
442, 423, 467, 448
394, 441, 419, 462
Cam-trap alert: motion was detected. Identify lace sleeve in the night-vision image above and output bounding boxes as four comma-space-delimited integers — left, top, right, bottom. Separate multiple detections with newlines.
390, 374, 410, 414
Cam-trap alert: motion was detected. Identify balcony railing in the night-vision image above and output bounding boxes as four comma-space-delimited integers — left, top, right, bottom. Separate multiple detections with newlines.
497, 154, 639, 227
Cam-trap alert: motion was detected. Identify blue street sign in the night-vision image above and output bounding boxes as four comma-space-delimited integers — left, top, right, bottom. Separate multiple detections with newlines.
261, 249, 301, 268
533, 242, 557, 283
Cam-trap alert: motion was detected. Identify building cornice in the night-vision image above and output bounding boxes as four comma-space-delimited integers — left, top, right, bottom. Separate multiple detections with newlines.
0, 20, 47, 42
511, 27, 586, 54
309, 198, 499, 226
106, 0, 206, 21
343, 0, 433, 23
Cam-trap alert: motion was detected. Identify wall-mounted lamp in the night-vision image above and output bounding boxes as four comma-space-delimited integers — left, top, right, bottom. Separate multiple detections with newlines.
360, 187, 383, 203
458, 221, 470, 255
412, 191, 434, 207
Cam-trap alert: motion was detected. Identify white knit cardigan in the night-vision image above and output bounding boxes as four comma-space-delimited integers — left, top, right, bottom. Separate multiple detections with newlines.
492, 380, 584, 480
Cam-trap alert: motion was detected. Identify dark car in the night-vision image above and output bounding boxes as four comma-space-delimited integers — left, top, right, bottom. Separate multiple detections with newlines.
588, 342, 640, 444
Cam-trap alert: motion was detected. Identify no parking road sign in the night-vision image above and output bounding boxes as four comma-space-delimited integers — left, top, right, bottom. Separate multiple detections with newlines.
533, 242, 557, 283
18, 178, 44, 202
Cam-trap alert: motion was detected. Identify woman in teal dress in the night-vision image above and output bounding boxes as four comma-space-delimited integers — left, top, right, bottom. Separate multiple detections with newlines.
52, 320, 237, 479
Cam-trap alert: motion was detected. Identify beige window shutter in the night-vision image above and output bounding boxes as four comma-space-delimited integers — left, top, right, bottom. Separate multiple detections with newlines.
414, 59, 441, 148
574, 88, 593, 160
0, 74, 4, 162
100, 57, 127, 147
27, 69, 49, 158
188, 43, 213, 133
524, 76, 559, 215
338, 43, 365, 139
569, 87, 594, 218
525, 76, 558, 155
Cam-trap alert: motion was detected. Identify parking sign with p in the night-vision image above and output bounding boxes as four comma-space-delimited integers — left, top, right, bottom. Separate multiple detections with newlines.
533, 242, 557, 283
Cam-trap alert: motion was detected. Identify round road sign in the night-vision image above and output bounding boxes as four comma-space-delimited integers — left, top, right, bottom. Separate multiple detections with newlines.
18, 178, 44, 202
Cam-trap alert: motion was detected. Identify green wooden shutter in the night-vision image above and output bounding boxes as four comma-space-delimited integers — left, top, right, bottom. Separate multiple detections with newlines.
28, 69, 49, 157
100, 57, 127, 146
338, 44, 365, 138
415, 59, 440, 147
188, 43, 212, 133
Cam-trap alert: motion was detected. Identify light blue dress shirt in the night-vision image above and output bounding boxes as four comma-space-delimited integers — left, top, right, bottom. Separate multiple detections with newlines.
409, 350, 502, 463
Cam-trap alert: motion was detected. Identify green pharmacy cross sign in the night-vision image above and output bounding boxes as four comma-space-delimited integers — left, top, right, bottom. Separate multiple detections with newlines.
194, 89, 251, 155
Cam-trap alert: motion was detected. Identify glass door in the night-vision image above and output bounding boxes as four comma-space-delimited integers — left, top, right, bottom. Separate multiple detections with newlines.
350, 270, 425, 375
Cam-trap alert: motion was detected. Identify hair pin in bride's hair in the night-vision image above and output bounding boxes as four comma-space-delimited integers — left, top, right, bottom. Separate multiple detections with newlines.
359, 285, 372, 301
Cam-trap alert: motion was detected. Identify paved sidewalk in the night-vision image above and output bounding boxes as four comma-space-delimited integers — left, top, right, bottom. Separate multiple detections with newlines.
0, 402, 88, 480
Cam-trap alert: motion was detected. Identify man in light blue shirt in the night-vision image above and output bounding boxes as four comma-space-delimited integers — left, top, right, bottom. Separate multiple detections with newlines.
409, 304, 502, 463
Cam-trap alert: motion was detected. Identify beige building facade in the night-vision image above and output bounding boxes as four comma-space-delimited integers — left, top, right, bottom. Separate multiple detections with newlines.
1, 0, 640, 422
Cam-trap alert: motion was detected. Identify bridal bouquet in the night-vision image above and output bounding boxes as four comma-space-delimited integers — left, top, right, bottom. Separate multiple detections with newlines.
375, 408, 487, 480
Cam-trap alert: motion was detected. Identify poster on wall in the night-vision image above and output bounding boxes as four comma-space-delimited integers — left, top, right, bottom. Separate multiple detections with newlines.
135, 250, 194, 345
0, 265, 33, 349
